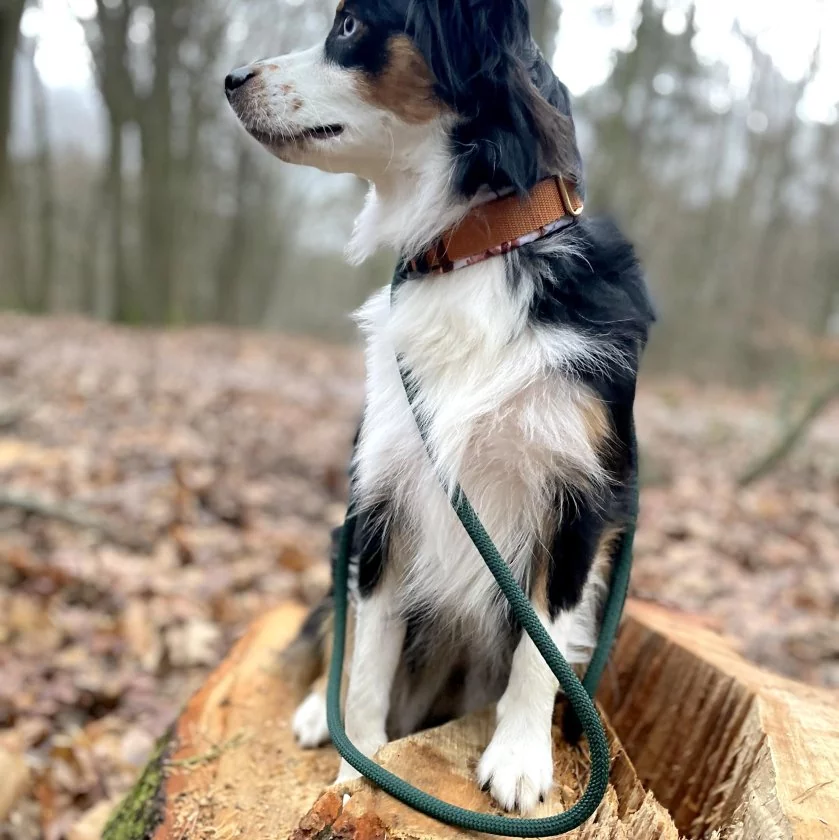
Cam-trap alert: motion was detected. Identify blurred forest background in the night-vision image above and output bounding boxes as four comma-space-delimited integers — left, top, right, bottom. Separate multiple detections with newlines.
0, 0, 837, 379
0, 2, 838, 839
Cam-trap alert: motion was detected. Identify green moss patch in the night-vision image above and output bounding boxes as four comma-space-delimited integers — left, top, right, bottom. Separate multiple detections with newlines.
103, 729, 173, 840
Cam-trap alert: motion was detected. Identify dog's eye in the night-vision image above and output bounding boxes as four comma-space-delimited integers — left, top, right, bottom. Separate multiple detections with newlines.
339, 14, 358, 39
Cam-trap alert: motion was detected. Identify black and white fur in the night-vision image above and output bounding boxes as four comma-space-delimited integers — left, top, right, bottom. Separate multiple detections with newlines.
226, 0, 654, 815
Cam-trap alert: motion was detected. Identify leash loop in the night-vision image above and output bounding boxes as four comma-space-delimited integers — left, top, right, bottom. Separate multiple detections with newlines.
326, 273, 638, 837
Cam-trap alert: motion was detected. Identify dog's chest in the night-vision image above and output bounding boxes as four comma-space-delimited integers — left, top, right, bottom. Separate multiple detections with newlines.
353, 262, 602, 632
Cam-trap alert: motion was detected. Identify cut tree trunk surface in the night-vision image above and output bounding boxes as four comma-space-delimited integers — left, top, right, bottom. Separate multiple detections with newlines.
103, 602, 839, 840
603, 603, 839, 840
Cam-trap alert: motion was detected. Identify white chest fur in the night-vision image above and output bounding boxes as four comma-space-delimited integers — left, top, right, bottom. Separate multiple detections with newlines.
353, 257, 607, 643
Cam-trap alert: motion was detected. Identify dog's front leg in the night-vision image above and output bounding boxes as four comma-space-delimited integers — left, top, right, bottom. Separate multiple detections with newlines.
335, 578, 405, 783
477, 609, 572, 814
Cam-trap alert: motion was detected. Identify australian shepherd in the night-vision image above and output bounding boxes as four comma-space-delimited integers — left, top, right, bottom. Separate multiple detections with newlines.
226, 0, 654, 815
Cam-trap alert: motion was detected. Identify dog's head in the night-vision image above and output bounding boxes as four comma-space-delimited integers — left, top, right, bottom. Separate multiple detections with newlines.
226, 0, 582, 199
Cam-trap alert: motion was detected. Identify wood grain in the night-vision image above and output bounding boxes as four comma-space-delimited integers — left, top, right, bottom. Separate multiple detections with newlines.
148, 603, 680, 840
106, 599, 837, 840
604, 602, 839, 839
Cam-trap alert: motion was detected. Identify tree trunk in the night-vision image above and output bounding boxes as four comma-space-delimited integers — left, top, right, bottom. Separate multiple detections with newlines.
529, 0, 560, 59
139, 0, 179, 323
140, 131, 175, 323
30, 48, 55, 312
0, 0, 25, 197
86, 0, 138, 320
214, 147, 254, 325
811, 123, 839, 336
0, 0, 26, 301
104, 601, 839, 840
107, 116, 130, 321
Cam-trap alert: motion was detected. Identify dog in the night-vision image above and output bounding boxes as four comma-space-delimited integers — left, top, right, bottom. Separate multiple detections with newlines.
226, 0, 654, 815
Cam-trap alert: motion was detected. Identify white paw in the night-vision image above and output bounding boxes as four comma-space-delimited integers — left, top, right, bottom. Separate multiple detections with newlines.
477, 725, 554, 814
292, 692, 330, 749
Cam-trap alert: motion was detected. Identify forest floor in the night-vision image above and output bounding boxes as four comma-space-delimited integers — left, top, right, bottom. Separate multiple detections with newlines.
0, 314, 837, 840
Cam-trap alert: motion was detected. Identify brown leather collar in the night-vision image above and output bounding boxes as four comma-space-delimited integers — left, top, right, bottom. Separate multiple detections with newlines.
408, 176, 583, 276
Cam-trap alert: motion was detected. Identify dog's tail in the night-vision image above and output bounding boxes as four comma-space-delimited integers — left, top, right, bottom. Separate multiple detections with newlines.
281, 525, 342, 691
561, 515, 634, 745
282, 591, 335, 692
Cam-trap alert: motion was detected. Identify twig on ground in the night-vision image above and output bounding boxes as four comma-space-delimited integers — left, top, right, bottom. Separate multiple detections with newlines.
0, 399, 27, 430
793, 779, 834, 804
165, 733, 251, 770
0, 490, 152, 552
738, 378, 839, 486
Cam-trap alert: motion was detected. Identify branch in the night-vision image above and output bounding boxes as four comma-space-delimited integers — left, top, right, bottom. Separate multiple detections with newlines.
0, 491, 152, 552
738, 378, 839, 486
0, 400, 26, 430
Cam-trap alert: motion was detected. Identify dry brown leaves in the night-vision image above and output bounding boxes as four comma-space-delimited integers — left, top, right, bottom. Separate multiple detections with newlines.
0, 316, 360, 839
0, 315, 836, 837
634, 381, 839, 687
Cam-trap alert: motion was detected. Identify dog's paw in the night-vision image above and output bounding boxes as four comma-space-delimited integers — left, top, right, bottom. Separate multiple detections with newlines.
477, 726, 554, 814
292, 692, 330, 749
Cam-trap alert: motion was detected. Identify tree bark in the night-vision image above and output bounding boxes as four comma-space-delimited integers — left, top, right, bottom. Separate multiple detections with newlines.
85, 0, 139, 320
529, 0, 560, 59
106, 116, 130, 321
0, 0, 26, 302
30, 47, 55, 312
214, 147, 254, 325
139, 0, 179, 323
0, 0, 25, 197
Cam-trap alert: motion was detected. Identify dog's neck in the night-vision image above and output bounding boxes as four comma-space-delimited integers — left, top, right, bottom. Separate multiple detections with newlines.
345, 121, 489, 266
347, 172, 468, 267
345, 135, 581, 271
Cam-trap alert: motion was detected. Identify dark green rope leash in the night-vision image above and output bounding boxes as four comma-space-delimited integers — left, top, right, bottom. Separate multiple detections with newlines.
326, 272, 638, 837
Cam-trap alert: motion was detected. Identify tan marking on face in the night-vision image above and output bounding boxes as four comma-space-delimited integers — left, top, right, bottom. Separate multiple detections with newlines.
356, 35, 443, 124
337, 0, 345, 10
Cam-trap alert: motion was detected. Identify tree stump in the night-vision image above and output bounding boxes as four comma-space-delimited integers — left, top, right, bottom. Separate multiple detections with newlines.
103, 602, 838, 840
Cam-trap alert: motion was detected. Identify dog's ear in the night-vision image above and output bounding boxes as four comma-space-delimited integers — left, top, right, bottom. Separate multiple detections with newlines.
406, 0, 582, 196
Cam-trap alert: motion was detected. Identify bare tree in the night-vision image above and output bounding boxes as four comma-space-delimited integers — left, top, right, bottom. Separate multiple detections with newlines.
0, 0, 27, 307
85, 0, 136, 319
0, 0, 834, 384
214, 144, 255, 325
529, 0, 560, 59
29, 40, 54, 311
0, 0, 25, 196
138, 0, 182, 322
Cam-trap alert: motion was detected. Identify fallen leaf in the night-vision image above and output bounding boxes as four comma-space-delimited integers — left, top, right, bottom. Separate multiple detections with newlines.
122, 599, 164, 673
165, 619, 222, 668
68, 799, 119, 840
0, 747, 31, 821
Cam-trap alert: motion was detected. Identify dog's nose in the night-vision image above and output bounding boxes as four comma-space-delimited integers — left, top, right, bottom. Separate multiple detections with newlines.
225, 66, 256, 96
